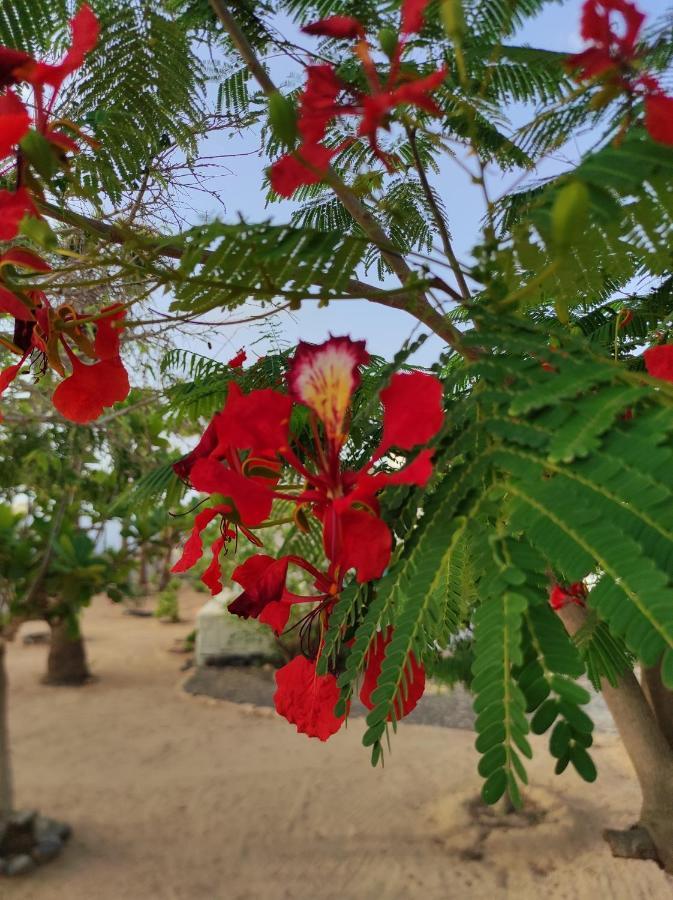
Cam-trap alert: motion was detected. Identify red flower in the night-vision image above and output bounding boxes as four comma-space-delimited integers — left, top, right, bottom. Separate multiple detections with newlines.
357, 68, 447, 162
274, 655, 345, 740
549, 581, 588, 611
14, 4, 99, 92
285, 336, 443, 582
359, 626, 425, 719
567, 0, 645, 79
270, 141, 338, 198
0, 90, 30, 160
0, 188, 37, 241
51, 355, 130, 423
401, 0, 432, 35
644, 93, 673, 146
301, 16, 364, 40
644, 344, 673, 382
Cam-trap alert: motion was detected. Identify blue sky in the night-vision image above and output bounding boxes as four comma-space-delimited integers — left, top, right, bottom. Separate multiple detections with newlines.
175, 0, 666, 366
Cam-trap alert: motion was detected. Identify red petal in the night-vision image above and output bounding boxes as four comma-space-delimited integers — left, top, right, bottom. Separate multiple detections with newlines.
0, 90, 30, 159
0, 47, 33, 90
229, 554, 290, 628
173, 416, 220, 483
359, 626, 425, 719
287, 335, 369, 442
21, 4, 99, 90
0, 188, 37, 241
270, 141, 337, 197
549, 582, 587, 611
0, 285, 33, 321
645, 94, 673, 146
201, 535, 226, 594
0, 248, 50, 273
258, 601, 292, 635
376, 371, 444, 456
401, 0, 431, 35
94, 304, 126, 360
390, 67, 447, 109
299, 65, 344, 144
227, 348, 246, 367
52, 357, 130, 423
214, 382, 292, 456
274, 656, 345, 740
644, 344, 673, 382
324, 506, 391, 583
353, 449, 436, 505
0, 360, 23, 396
190, 457, 274, 526
172, 507, 224, 574
302, 16, 364, 39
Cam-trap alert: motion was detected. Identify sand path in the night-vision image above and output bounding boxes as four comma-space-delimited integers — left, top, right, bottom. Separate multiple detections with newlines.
3, 594, 672, 899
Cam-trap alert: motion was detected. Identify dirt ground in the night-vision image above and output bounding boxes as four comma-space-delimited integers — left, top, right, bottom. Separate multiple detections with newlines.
3, 592, 673, 900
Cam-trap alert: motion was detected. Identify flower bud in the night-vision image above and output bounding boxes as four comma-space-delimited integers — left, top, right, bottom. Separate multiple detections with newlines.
378, 27, 398, 59
267, 91, 298, 149
441, 0, 465, 40
551, 180, 589, 251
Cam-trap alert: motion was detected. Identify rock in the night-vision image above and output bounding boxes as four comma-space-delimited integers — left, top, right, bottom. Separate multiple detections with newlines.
9, 810, 36, 830
195, 597, 280, 667
31, 837, 62, 865
6, 854, 36, 876
34, 815, 72, 843
123, 608, 153, 618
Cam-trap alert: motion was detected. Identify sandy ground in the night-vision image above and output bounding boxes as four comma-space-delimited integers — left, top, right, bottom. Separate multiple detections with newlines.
3, 592, 673, 900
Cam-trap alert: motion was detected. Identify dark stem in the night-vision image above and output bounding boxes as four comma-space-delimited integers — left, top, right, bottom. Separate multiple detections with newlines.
406, 127, 471, 301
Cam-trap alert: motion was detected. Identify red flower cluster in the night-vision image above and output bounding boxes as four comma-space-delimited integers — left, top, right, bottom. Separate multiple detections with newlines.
567, 0, 673, 145
172, 335, 443, 738
270, 0, 446, 196
0, 6, 130, 423
549, 581, 588, 611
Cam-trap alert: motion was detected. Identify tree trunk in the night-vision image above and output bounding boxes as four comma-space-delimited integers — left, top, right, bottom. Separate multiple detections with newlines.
139, 544, 149, 596
0, 639, 13, 824
158, 544, 173, 591
44, 620, 90, 686
557, 604, 673, 870
641, 660, 673, 752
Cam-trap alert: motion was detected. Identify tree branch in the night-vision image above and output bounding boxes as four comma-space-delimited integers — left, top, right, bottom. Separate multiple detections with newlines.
207, 0, 472, 356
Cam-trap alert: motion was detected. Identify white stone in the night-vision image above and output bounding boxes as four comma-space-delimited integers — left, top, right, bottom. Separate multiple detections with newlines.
195, 594, 276, 666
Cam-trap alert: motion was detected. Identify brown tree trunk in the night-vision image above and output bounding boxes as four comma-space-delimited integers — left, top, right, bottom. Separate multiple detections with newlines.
44, 620, 91, 686
0, 639, 13, 824
642, 660, 673, 752
158, 544, 173, 592
557, 604, 673, 870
